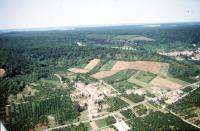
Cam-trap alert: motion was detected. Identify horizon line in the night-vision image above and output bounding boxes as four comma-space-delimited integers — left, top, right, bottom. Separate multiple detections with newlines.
1, 21, 200, 32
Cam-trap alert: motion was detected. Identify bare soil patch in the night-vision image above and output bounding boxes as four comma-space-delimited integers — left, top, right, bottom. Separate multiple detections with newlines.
150, 76, 182, 90
111, 61, 169, 76
0, 68, 5, 77
68, 59, 100, 74
84, 59, 100, 70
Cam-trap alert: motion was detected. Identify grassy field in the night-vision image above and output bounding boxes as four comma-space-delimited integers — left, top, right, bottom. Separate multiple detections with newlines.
79, 110, 89, 121
113, 35, 154, 41
166, 76, 189, 85
88, 59, 109, 74
112, 80, 141, 93
103, 70, 137, 83
128, 76, 149, 87
134, 71, 156, 83
83, 122, 92, 130
124, 94, 145, 103
75, 74, 97, 84
105, 97, 129, 112
100, 60, 117, 71
95, 116, 116, 128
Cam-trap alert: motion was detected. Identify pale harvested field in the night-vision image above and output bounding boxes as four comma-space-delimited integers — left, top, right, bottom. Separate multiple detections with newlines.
68, 68, 89, 73
130, 36, 155, 41
111, 61, 169, 76
91, 70, 119, 79
150, 76, 182, 90
84, 58, 100, 70
68, 59, 100, 74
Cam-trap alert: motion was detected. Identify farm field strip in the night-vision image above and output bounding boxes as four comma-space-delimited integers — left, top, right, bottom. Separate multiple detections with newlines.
90, 70, 119, 80
111, 61, 169, 76
68, 59, 100, 74
91, 60, 169, 79
150, 76, 182, 90
99, 60, 117, 71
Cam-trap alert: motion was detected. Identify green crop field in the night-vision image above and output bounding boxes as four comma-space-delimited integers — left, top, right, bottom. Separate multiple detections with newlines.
112, 80, 141, 93
128, 76, 149, 87
134, 71, 156, 83
103, 70, 137, 83
124, 93, 145, 103
95, 116, 116, 128
100, 60, 117, 71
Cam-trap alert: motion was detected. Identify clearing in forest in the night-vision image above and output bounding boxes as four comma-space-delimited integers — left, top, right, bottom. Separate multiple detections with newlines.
150, 76, 182, 90
68, 59, 100, 74
114, 35, 155, 41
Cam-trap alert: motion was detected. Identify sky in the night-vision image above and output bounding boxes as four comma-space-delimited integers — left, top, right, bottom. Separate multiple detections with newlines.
0, 0, 200, 29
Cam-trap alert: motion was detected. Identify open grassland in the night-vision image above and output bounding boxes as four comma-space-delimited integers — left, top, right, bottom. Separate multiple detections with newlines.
150, 76, 182, 90
79, 110, 89, 121
95, 116, 116, 128
128, 76, 149, 87
124, 94, 145, 103
100, 60, 117, 71
134, 71, 157, 83
114, 35, 155, 41
166, 76, 189, 85
111, 61, 169, 76
112, 80, 141, 93
103, 70, 137, 83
